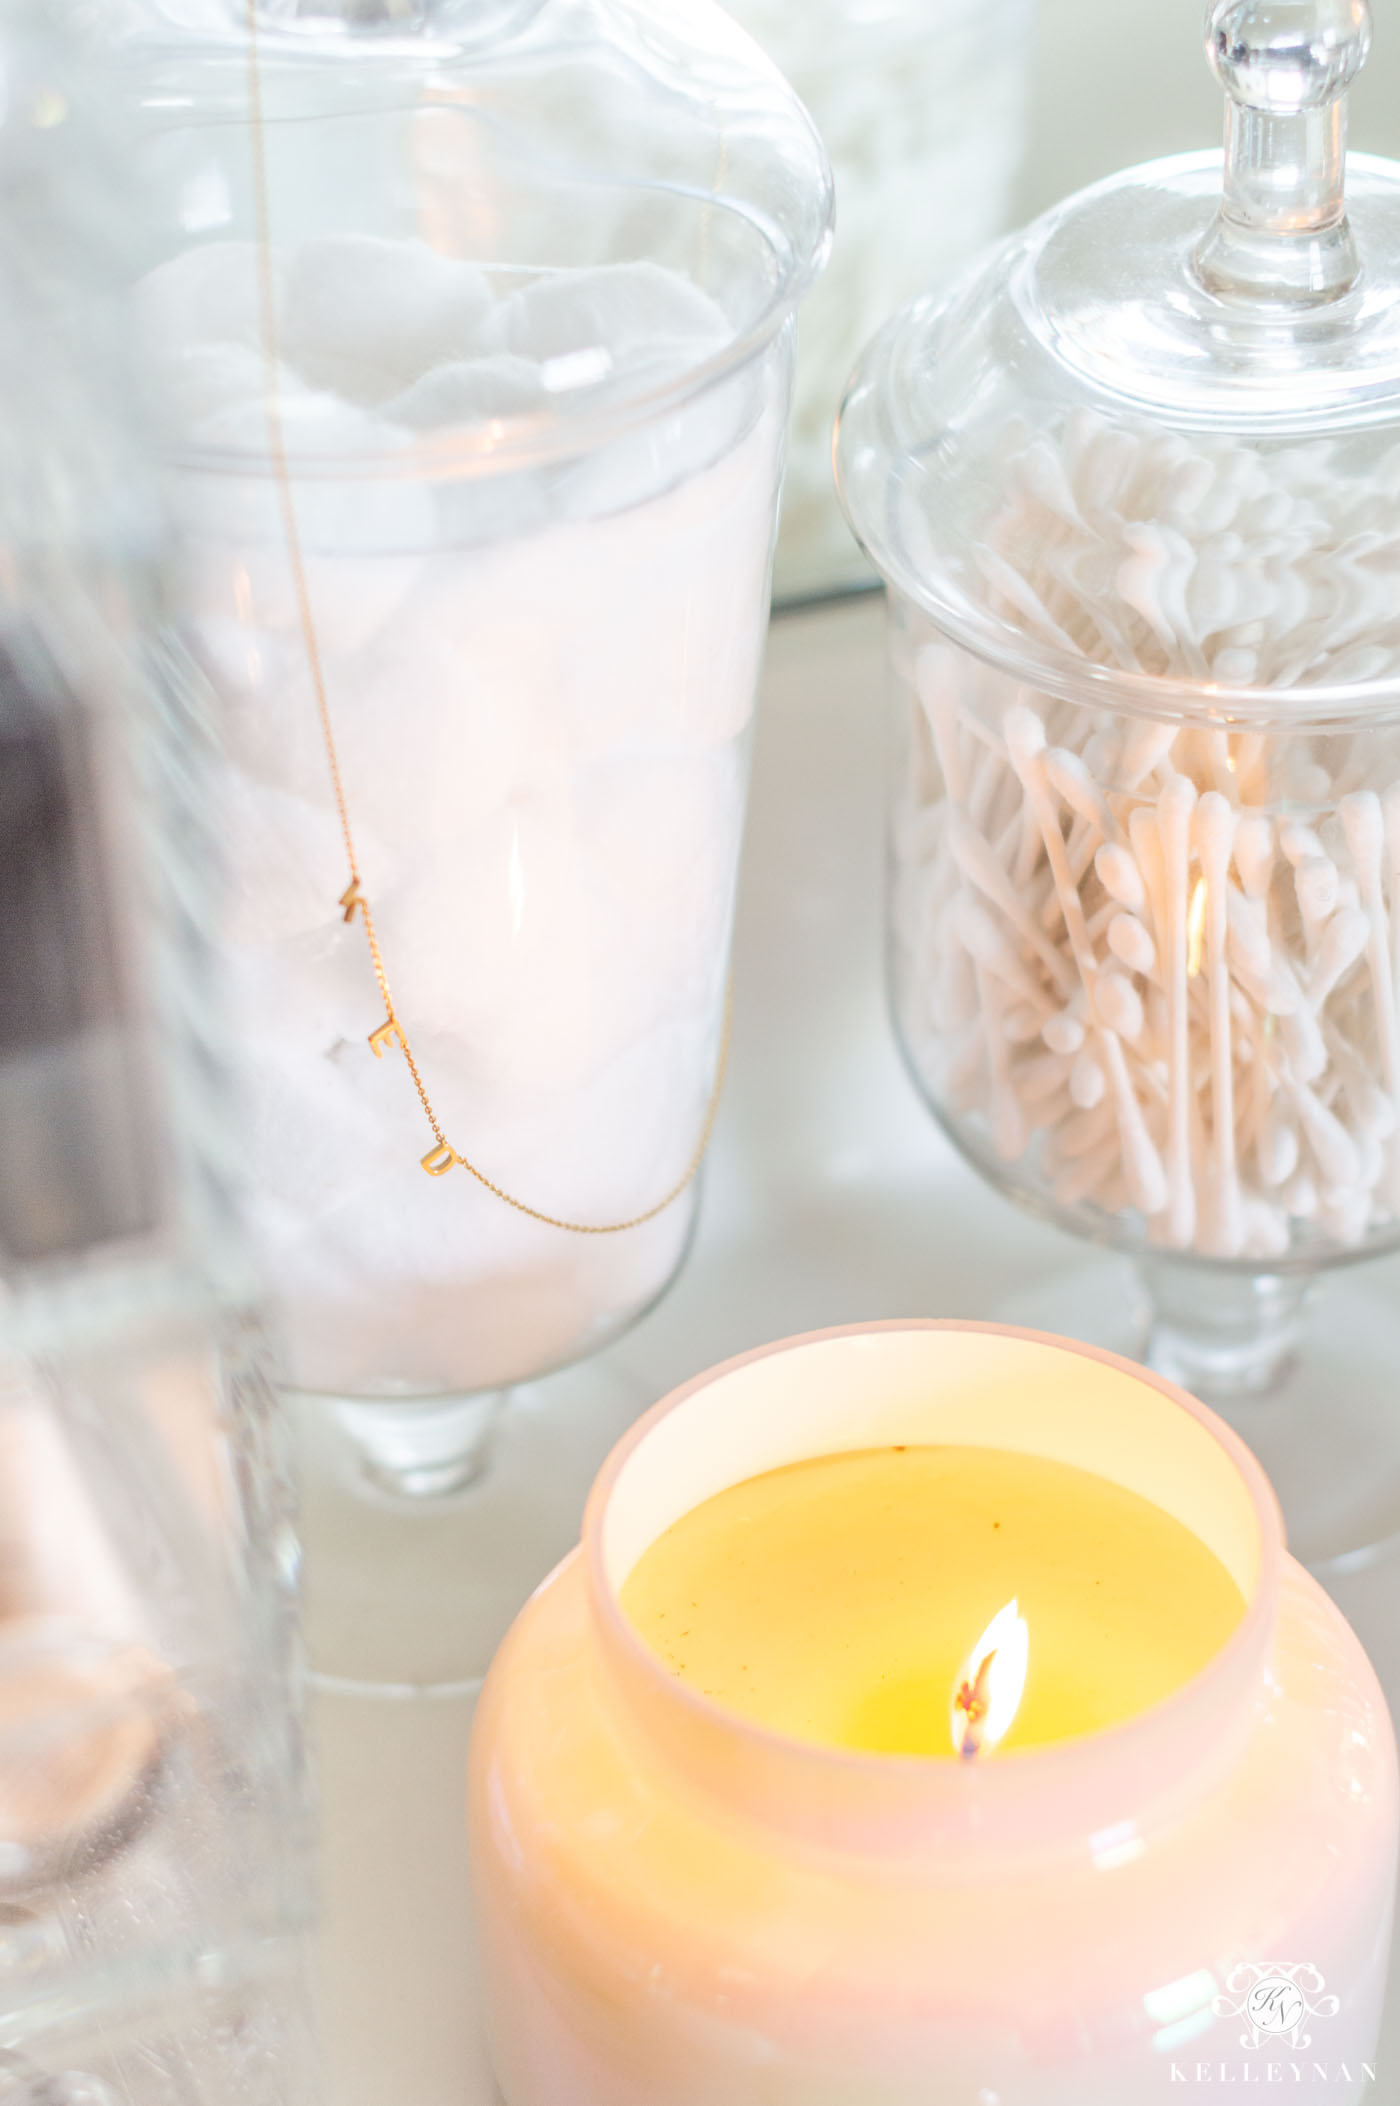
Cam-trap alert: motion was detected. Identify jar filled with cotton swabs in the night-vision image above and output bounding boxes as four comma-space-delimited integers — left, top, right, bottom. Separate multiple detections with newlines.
839, 0, 1400, 1569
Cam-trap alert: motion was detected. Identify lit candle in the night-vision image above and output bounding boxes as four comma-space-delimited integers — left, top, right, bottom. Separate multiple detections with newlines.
470, 1324, 1398, 2105
618, 1446, 1246, 1758
951, 1595, 1028, 1760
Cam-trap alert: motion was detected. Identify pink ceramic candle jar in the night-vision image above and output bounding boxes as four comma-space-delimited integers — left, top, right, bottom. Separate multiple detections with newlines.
470, 1322, 1397, 2105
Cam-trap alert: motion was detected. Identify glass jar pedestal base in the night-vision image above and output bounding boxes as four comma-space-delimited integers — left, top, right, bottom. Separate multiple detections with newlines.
1000, 1255, 1400, 1577
294, 1360, 651, 1698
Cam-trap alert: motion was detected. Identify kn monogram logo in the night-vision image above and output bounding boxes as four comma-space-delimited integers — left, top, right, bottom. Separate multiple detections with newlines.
1216, 1963, 1340, 2052
1168, 1964, 1378, 2089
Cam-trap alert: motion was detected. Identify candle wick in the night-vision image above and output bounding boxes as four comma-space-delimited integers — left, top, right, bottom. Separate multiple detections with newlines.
955, 1648, 998, 1763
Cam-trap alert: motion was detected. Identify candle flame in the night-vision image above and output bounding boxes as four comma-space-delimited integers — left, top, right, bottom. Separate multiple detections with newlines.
1187, 877, 1208, 978
951, 1597, 1029, 1761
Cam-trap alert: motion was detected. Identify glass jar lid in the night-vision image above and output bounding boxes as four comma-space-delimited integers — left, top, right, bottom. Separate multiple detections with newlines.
837, 0, 1400, 719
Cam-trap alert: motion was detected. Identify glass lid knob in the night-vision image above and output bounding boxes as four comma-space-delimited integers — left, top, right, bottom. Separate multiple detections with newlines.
1196, 0, 1373, 303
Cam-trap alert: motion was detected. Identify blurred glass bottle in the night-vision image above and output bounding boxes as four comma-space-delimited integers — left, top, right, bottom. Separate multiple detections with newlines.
727, 0, 1036, 603
0, 3, 314, 2100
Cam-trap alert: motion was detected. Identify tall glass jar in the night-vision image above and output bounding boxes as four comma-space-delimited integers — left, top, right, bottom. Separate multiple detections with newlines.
729, 0, 1035, 603
115, 0, 831, 1687
838, 0, 1400, 1569
0, 1, 312, 2096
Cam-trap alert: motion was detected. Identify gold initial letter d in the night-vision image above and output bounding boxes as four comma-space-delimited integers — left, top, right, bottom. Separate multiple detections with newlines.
420, 1142, 459, 1178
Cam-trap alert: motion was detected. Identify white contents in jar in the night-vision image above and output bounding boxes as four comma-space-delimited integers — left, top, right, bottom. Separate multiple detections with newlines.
892, 410, 1400, 1261
144, 237, 782, 1395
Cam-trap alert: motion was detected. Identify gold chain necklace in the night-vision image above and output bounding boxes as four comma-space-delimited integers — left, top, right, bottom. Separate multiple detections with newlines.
241, 0, 731, 1231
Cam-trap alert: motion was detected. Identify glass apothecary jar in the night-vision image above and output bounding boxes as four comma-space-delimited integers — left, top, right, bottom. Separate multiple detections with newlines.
113, 0, 831, 1687
838, 0, 1400, 1567
728, 0, 1034, 602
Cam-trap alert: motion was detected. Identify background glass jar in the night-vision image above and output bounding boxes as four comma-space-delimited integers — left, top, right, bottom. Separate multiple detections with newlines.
118, 0, 831, 1687
725, 0, 1035, 602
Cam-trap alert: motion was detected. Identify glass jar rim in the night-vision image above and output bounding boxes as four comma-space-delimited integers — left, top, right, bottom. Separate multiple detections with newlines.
139, 0, 834, 483
582, 1320, 1284, 1858
165, 238, 823, 486
854, 570, 1400, 730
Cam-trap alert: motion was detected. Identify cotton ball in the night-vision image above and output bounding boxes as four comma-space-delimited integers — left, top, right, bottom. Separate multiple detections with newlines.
352, 1196, 691, 1395
533, 1010, 721, 1217
576, 749, 740, 922
187, 383, 383, 472
327, 564, 545, 847
557, 363, 767, 522
475, 262, 729, 384
541, 400, 779, 752
231, 1007, 473, 1366
173, 538, 303, 705
439, 476, 558, 551
555, 391, 766, 526
224, 927, 392, 1098
571, 748, 744, 1045
136, 240, 284, 354
282, 237, 493, 404
386, 354, 545, 431
318, 546, 443, 663
174, 393, 433, 649
383, 788, 603, 1085
176, 516, 427, 670
218, 771, 352, 945
153, 342, 287, 431
236, 1029, 382, 1213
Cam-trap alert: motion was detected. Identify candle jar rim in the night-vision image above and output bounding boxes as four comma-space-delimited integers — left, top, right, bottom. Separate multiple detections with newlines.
582, 1319, 1285, 1857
